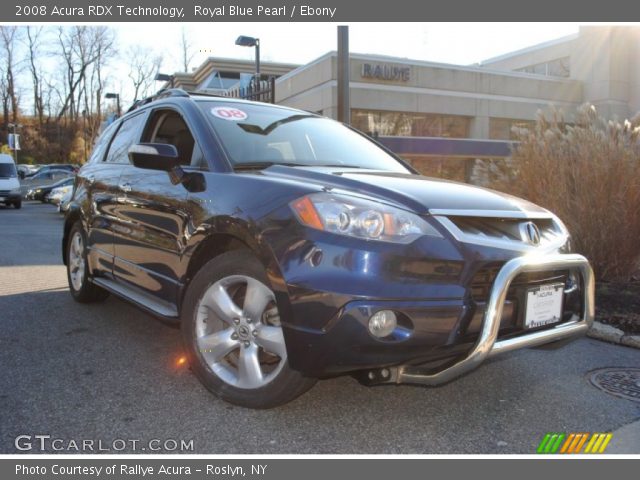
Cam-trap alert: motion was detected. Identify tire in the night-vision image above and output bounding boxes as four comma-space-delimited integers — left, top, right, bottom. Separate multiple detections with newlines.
181, 250, 317, 409
13, 200, 21, 209
66, 222, 109, 303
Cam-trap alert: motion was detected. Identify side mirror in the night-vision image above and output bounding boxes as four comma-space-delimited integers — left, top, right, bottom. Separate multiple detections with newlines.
128, 143, 180, 171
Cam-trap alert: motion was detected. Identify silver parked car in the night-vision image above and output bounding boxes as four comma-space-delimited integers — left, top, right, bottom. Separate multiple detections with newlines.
21, 169, 72, 197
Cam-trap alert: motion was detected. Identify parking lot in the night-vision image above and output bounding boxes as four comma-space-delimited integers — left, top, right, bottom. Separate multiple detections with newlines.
1, 202, 639, 454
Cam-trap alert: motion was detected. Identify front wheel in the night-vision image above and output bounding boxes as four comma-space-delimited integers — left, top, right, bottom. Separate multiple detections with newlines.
181, 250, 316, 409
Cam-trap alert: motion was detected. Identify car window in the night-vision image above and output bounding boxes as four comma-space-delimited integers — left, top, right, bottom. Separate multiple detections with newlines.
0, 163, 17, 178
197, 101, 410, 173
104, 113, 146, 164
141, 109, 205, 168
89, 122, 119, 164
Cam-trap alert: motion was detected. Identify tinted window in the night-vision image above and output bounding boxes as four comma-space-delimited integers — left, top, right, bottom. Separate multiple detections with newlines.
105, 113, 146, 164
0, 163, 17, 178
142, 110, 204, 168
197, 101, 410, 173
88, 122, 119, 164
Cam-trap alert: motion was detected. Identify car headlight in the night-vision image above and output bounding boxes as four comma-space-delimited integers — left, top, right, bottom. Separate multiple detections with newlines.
290, 193, 442, 244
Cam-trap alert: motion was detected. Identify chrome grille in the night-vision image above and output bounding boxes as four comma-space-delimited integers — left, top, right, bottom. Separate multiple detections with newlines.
449, 216, 557, 243
433, 213, 568, 251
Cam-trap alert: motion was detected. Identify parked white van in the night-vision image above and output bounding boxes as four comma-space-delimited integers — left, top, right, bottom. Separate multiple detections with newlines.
0, 154, 22, 209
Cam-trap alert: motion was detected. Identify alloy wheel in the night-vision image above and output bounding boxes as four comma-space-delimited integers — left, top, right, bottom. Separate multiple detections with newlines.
68, 231, 86, 291
195, 275, 287, 389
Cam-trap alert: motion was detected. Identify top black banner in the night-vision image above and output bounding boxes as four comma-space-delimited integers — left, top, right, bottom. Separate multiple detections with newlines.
4, 0, 640, 22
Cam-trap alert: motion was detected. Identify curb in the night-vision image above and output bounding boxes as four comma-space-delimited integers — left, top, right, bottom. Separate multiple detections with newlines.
587, 321, 640, 349
606, 419, 640, 454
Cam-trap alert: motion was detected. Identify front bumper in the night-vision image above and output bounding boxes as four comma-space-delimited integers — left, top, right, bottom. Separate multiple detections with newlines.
0, 192, 21, 203
385, 253, 594, 385
281, 252, 593, 381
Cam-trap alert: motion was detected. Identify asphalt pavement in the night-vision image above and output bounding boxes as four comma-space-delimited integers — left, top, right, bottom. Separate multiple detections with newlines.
1, 202, 639, 454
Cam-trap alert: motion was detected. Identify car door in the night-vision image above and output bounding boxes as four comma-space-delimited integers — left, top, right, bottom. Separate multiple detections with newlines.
82, 113, 147, 277
112, 107, 203, 306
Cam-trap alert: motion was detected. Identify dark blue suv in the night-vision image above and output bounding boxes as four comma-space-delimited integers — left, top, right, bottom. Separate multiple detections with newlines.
63, 89, 594, 408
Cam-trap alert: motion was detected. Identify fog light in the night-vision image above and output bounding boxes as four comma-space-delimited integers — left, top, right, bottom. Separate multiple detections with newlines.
368, 310, 397, 338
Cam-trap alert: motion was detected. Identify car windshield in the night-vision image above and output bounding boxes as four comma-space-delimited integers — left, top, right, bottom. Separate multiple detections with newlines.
197, 101, 411, 173
0, 163, 17, 178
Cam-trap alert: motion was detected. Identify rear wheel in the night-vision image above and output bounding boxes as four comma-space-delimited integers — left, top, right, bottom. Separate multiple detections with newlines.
181, 250, 316, 409
13, 200, 21, 209
66, 222, 109, 303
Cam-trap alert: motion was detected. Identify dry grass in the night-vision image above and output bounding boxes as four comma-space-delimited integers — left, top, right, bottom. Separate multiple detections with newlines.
489, 104, 640, 282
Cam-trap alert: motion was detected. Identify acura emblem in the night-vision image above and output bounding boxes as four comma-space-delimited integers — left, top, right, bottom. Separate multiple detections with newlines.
521, 221, 541, 245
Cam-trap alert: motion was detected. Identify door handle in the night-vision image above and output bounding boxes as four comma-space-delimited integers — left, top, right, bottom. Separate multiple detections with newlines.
119, 182, 132, 193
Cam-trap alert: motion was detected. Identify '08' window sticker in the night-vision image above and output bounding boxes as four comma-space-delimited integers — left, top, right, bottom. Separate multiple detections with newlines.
211, 107, 248, 121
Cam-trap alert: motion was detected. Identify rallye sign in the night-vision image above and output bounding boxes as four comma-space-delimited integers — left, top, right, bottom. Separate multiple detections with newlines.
361, 63, 411, 82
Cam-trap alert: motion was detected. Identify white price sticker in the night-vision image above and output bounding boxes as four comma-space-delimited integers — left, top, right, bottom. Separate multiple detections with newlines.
210, 107, 248, 121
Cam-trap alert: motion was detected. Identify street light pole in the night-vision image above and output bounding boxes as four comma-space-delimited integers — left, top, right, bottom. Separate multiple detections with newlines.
337, 26, 350, 125
155, 73, 175, 89
105, 93, 121, 117
235, 35, 261, 87
255, 38, 260, 80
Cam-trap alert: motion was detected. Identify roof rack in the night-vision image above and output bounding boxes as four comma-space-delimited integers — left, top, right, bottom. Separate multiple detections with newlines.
125, 88, 190, 113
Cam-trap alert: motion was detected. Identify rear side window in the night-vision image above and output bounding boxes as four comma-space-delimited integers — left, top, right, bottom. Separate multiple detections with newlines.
88, 122, 118, 164
104, 113, 146, 164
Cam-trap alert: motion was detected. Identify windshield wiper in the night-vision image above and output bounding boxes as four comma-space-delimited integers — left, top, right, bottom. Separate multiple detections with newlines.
233, 161, 306, 171
237, 114, 316, 136
316, 164, 362, 169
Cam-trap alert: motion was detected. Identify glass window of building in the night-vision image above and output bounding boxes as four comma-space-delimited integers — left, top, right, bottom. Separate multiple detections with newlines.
547, 57, 570, 77
489, 118, 535, 140
402, 154, 470, 182
515, 57, 570, 78
352, 110, 470, 138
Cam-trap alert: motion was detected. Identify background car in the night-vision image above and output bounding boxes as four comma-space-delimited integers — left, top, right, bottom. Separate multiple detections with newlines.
29, 176, 75, 202
25, 164, 78, 178
21, 169, 73, 198
17, 164, 39, 179
46, 181, 74, 205
57, 188, 73, 214
0, 154, 22, 209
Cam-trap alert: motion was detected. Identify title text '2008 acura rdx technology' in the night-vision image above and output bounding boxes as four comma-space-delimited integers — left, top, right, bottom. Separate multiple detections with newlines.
63, 89, 594, 408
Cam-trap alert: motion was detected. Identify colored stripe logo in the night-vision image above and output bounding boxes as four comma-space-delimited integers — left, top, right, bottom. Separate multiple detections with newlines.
537, 433, 612, 454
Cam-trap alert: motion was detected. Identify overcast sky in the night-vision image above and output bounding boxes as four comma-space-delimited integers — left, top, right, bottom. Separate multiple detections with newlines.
117, 22, 583, 74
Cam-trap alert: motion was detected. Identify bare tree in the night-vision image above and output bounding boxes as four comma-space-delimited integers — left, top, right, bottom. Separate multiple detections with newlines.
180, 27, 195, 72
0, 76, 9, 133
0, 26, 22, 125
87, 26, 115, 122
127, 46, 163, 101
56, 26, 114, 121
25, 26, 45, 126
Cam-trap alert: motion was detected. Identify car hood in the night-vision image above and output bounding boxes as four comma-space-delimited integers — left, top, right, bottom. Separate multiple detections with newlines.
261, 166, 550, 217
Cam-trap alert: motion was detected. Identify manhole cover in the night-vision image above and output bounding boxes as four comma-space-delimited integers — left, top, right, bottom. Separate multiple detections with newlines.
589, 368, 640, 403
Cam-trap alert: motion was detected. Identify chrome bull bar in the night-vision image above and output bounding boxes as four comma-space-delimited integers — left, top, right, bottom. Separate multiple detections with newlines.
397, 253, 595, 386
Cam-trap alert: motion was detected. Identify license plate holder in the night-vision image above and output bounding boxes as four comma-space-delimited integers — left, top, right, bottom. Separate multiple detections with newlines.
524, 283, 564, 329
